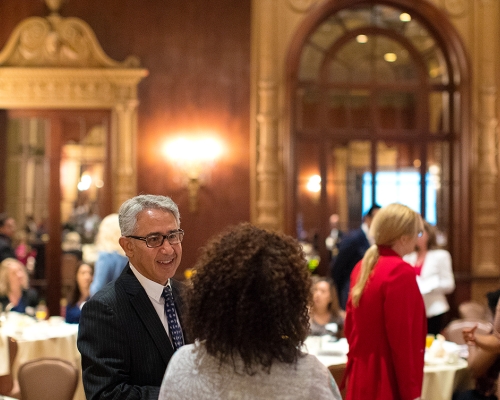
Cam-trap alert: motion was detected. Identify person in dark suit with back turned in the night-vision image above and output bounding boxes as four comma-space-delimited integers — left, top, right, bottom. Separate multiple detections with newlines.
332, 204, 380, 310
77, 194, 188, 400
0, 213, 16, 263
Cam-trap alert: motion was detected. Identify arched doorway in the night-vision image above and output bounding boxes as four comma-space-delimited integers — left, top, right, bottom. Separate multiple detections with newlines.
286, 0, 470, 298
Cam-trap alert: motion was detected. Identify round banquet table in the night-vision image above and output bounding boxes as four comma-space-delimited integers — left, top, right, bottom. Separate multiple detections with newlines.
0, 313, 84, 400
304, 336, 472, 400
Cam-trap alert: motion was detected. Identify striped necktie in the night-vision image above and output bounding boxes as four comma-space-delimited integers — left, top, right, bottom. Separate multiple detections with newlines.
161, 286, 184, 350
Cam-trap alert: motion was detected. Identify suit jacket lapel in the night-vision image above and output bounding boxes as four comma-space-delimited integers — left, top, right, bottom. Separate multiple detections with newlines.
120, 266, 175, 365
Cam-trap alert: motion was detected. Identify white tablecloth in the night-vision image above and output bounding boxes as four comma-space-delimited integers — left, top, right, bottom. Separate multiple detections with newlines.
304, 336, 471, 400
0, 313, 84, 400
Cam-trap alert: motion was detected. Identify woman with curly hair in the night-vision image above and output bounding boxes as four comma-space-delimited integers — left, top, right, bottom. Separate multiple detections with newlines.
159, 223, 341, 400
343, 203, 426, 400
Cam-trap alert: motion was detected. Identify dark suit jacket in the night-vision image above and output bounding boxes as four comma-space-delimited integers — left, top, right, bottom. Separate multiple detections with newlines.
77, 264, 187, 400
331, 228, 370, 310
0, 234, 15, 263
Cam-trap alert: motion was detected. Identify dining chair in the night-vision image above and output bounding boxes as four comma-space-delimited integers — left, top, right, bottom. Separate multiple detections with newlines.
458, 301, 491, 321
0, 336, 20, 398
18, 357, 78, 400
443, 319, 493, 345
328, 363, 347, 399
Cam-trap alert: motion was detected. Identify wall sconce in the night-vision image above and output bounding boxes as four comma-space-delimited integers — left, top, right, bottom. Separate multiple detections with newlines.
163, 137, 223, 212
306, 174, 321, 202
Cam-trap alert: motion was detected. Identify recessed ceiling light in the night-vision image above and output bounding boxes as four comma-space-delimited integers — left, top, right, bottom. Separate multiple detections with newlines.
384, 53, 397, 62
400, 13, 411, 22
356, 35, 368, 44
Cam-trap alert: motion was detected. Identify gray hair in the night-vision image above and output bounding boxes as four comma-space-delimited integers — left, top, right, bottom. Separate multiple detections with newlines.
118, 194, 180, 236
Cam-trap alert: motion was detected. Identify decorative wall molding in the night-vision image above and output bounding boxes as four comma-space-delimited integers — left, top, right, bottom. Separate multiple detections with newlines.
473, 0, 499, 279
0, 13, 138, 68
253, 0, 282, 231
0, 9, 148, 210
287, 0, 320, 13
444, 0, 467, 17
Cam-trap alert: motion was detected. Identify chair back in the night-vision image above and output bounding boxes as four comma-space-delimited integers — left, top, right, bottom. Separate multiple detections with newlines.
443, 319, 493, 345
18, 357, 78, 400
0, 336, 18, 396
458, 301, 491, 321
328, 363, 347, 399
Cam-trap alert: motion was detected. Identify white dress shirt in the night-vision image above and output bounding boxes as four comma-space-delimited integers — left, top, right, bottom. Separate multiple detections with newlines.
129, 263, 184, 346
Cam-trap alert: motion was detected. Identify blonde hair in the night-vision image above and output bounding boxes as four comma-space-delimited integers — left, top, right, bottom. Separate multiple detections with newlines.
0, 258, 28, 296
351, 203, 420, 307
94, 213, 125, 255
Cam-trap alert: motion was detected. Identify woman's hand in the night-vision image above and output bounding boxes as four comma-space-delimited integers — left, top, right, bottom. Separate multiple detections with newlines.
462, 325, 477, 345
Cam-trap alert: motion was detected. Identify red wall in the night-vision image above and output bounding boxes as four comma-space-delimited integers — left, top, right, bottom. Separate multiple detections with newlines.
0, 0, 251, 278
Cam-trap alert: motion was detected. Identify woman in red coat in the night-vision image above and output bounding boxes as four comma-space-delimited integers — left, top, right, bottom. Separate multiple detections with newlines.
344, 203, 427, 400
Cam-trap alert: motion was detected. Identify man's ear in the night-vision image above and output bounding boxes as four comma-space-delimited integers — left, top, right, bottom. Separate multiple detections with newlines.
119, 236, 133, 257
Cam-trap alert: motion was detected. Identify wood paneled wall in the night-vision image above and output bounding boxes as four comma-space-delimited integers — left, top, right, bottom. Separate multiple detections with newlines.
0, 0, 252, 277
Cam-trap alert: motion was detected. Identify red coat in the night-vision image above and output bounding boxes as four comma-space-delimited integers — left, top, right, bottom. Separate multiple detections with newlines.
344, 246, 426, 400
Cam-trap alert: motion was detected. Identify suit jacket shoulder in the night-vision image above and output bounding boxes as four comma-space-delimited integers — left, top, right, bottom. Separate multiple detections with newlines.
78, 264, 180, 400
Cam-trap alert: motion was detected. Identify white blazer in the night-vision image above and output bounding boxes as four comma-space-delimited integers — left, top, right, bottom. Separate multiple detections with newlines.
404, 249, 455, 318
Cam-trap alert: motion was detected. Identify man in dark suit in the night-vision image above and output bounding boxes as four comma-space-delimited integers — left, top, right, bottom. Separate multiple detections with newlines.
0, 213, 16, 263
332, 205, 380, 310
78, 194, 188, 400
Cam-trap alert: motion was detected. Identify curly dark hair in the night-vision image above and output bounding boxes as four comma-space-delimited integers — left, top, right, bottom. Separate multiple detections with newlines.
185, 223, 312, 375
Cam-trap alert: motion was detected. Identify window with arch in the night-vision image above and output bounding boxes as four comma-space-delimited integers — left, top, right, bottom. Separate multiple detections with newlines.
292, 3, 465, 274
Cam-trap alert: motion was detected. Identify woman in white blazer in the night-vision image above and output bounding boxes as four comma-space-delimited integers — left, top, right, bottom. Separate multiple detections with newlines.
404, 220, 455, 335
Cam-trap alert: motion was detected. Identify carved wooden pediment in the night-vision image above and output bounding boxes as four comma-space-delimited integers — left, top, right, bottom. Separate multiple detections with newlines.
0, 13, 138, 68
0, 3, 148, 109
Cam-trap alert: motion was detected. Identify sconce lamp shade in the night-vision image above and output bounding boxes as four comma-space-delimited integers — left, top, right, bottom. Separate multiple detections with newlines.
163, 136, 223, 212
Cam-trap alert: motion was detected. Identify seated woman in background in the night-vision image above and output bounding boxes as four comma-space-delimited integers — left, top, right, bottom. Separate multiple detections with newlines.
0, 257, 39, 314
404, 219, 455, 335
457, 290, 500, 400
159, 223, 341, 400
66, 262, 94, 324
309, 276, 344, 336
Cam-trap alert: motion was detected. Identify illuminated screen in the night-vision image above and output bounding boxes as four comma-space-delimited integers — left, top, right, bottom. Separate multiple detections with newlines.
362, 171, 437, 224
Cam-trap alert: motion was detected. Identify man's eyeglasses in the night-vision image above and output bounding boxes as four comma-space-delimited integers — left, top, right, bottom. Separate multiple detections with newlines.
126, 229, 184, 248
417, 230, 423, 238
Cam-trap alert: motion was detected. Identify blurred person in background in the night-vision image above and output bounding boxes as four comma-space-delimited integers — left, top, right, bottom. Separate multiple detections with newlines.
309, 276, 344, 337
0, 258, 39, 315
62, 230, 83, 261
332, 205, 380, 310
325, 214, 344, 270
14, 230, 37, 275
89, 213, 128, 296
159, 223, 341, 400
66, 262, 94, 324
343, 203, 426, 400
404, 219, 455, 335
0, 213, 16, 263
457, 290, 500, 400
